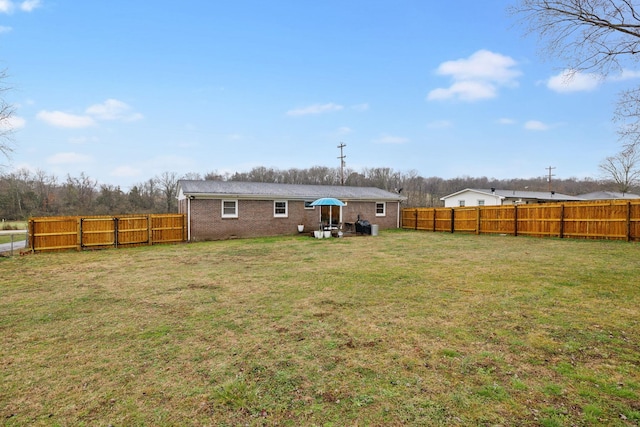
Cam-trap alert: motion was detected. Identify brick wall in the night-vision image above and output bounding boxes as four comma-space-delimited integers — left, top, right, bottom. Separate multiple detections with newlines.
187, 198, 401, 241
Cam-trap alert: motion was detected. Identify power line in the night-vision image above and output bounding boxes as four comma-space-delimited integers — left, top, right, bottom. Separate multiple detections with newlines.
337, 142, 346, 185
546, 166, 556, 192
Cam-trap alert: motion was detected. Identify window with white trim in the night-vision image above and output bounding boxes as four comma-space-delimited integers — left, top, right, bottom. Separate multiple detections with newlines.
477, 199, 485, 206
375, 202, 386, 216
304, 200, 315, 209
274, 200, 288, 217
459, 200, 466, 207
221, 200, 238, 218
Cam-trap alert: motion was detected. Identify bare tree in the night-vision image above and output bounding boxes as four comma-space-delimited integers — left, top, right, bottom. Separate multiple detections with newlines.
510, 0, 640, 74
156, 171, 179, 213
599, 142, 640, 193
0, 69, 15, 163
62, 173, 97, 215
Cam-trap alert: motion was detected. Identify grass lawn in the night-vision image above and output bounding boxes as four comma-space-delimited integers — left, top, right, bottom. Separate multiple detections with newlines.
1, 230, 639, 426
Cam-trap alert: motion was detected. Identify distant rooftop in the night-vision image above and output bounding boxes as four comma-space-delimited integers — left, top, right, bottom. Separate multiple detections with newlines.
578, 191, 640, 200
441, 188, 583, 201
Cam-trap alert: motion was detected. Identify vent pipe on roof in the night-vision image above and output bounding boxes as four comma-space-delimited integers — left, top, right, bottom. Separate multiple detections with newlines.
491, 187, 495, 194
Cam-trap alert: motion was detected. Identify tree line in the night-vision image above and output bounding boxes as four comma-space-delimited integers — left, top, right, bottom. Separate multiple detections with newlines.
1, 165, 634, 220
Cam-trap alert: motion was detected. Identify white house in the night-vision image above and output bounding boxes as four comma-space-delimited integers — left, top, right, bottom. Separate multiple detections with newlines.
440, 188, 584, 208
578, 191, 640, 200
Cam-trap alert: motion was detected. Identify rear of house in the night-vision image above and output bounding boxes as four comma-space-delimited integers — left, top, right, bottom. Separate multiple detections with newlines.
177, 180, 406, 241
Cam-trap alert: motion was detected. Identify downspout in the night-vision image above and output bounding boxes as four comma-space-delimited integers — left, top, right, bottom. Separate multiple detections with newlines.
187, 197, 192, 242
396, 201, 400, 228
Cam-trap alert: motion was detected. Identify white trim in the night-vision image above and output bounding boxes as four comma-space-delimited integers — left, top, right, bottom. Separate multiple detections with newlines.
274, 200, 288, 218
375, 201, 386, 217
221, 199, 238, 218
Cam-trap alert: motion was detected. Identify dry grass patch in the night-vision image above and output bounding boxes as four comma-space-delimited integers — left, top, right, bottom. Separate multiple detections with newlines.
1, 231, 639, 426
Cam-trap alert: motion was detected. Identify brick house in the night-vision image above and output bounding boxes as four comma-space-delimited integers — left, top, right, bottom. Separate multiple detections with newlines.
177, 180, 406, 241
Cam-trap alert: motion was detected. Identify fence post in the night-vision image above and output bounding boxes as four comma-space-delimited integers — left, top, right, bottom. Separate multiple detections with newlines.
626, 201, 632, 242
77, 217, 82, 251
476, 207, 481, 235
514, 205, 518, 237
148, 215, 153, 246
450, 208, 455, 233
414, 209, 418, 230
28, 219, 34, 252
114, 217, 119, 248
432, 209, 436, 232
559, 204, 565, 239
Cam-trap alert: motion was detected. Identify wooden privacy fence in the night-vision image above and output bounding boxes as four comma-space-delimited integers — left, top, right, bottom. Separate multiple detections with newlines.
28, 214, 186, 253
402, 200, 640, 242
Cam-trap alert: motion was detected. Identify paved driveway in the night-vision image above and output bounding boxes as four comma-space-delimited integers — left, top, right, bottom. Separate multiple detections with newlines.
0, 240, 26, 254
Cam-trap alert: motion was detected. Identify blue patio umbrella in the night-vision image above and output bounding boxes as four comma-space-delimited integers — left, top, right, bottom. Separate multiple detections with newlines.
309, 198, 346, 229
309, 197, 346, 207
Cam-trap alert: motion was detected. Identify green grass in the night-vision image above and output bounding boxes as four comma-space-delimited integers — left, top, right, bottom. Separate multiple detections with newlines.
0, 221, 27, 245
1, 230, 639, 426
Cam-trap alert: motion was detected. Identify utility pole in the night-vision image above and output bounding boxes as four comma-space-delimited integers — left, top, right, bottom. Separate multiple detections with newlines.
546, 166, 556, 192
337, 142, 347, 185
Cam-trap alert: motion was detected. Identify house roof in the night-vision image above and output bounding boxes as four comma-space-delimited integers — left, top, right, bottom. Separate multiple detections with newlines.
578, 191, 640, 200
440, 188, 584, 201
177, 180, 406, 201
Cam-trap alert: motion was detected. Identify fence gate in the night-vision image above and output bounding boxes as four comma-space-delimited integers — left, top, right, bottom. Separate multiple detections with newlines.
81, 217, 116, 248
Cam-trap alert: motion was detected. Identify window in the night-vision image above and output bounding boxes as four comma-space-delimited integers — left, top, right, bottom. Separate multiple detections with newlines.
375, 202, 386, 216
459, 200, 466, 207
304, 200, 315, 209
221, 200, 238, 218
274, 200, 288, 217
477, 199, 485, 206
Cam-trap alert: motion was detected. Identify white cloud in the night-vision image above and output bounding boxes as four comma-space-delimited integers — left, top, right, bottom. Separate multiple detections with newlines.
110, 165, 142, 177
37, 99, 142, 128
47, 152, 93, 164
0, 25, 12, 33
610, 68, 640, 81
85, 98, 143, 122
286, 102, 344, 116
547, 69, 601, 93
37, 110, 96, 128
0, 0, 40, 13
0, 115, 26, 130
428, 80, 497, 102
524, 120, 549, 131
20, 0, 41, 12
373, 134, 409, 144
428, 50, 521, 102
497, 118, 516, 125
0, 0, 13, 13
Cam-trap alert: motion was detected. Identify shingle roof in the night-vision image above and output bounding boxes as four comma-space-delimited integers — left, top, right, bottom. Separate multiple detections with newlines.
479, 189, 584, 201
441, 188, 583, 201
177, 180, 406, 201
578, 191, 640, 200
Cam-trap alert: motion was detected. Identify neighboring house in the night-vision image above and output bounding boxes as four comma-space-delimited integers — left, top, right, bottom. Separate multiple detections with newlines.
177, 180, 406, 241
578, 191, 640, 200
440, 188, 584, 208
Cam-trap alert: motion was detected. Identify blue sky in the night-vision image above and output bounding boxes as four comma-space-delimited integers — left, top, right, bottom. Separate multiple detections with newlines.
1, 0, 638, 189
